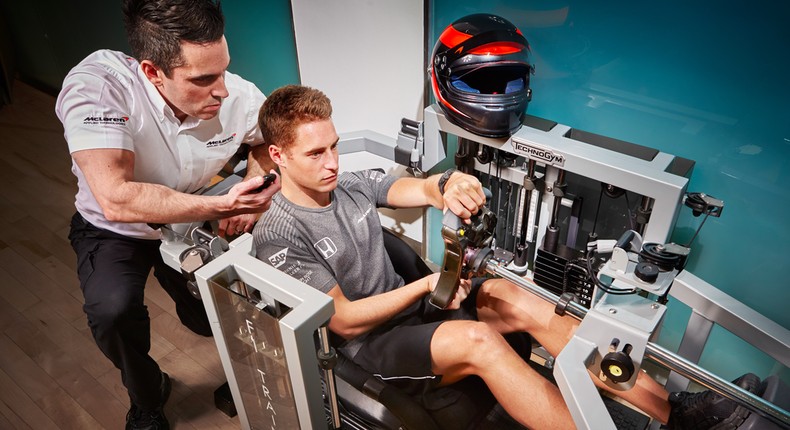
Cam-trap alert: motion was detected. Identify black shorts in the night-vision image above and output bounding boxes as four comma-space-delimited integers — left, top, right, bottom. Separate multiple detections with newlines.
352, 279, 484, 411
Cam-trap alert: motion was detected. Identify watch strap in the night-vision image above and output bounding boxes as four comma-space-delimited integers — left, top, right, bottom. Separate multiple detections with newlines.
438, 168, 457, 195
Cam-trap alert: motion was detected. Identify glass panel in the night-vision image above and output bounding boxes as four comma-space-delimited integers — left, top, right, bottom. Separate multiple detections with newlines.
209, 277, 301, 429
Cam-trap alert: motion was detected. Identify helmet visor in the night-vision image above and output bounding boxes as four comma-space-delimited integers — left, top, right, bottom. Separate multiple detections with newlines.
449, 64, 531, 95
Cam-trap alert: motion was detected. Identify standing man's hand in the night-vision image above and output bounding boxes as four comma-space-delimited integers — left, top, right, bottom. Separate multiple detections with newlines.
218, 171, 280, 237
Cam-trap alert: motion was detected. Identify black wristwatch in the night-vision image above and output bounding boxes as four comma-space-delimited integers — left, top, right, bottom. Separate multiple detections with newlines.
438, 168, 457, 195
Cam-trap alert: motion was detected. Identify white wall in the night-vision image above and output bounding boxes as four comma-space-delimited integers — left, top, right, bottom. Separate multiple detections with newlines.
291, 0, 425, 137
291, 0, 427, 246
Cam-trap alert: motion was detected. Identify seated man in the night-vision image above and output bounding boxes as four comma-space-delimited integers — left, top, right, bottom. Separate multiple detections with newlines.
252, 84, 761, 430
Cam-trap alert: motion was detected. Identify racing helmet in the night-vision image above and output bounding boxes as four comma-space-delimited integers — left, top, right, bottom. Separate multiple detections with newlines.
431, 14, 534, 137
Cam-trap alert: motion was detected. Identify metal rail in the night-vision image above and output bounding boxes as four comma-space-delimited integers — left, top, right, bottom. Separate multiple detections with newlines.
485, 260, 790, 428
318, 327, 342, 429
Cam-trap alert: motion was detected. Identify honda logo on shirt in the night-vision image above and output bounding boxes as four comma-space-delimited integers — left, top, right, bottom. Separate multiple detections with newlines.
314, 237, 338, 259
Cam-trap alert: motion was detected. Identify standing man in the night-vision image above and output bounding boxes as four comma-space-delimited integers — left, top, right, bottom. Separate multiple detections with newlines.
55, 1, 279, 429
253, 85, 762, 430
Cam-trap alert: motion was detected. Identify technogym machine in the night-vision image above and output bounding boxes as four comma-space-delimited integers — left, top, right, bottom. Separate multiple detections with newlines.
158, 105, 789, 429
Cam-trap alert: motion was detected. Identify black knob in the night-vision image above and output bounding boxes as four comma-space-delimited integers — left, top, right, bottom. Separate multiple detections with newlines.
635, 261, 659, 283
601, 350, 635, 383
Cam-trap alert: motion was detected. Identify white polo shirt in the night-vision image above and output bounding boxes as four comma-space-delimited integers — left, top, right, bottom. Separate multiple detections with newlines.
56, 49, 266, 239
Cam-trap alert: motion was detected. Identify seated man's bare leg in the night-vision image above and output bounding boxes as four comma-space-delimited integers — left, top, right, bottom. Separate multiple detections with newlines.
430, 320, 575, 429
476, 278, 672, 423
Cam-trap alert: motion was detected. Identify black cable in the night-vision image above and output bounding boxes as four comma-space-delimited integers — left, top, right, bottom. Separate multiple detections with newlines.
486, 159, 492, 189
684, 211, 711, 248
586, 248, 637, 295
592, 186, 604, 236
623, 192, 635, 230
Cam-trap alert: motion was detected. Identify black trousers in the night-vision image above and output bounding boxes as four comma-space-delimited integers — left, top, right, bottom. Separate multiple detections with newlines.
68, 213, 211, 410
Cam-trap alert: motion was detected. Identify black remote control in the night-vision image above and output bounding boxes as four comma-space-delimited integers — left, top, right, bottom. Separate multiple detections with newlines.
252, 173, 277, 193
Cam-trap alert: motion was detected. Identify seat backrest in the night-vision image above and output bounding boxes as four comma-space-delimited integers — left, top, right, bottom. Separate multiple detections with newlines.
333, 228, 441, 429
381, 228, 433, 284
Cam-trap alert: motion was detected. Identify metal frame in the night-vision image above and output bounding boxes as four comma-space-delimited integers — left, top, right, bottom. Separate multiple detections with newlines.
422, 103, 789, 429
665, 271, 790, 392
338, 129, 400, 159
193, 234, 334, 430
486, 260, 790, 429
423, 104, 689, 246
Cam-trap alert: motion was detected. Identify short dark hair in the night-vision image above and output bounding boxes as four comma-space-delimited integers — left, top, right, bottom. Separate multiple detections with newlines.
122, 0, 225, 76
258, 85, 333, 152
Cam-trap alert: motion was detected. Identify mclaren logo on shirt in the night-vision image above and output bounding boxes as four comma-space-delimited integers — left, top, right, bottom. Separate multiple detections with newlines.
83, 116, 129, 126
364, 169, 385, 182
314, 237, 338, 259
269, 247, 288, 268
207, 133, 236, 148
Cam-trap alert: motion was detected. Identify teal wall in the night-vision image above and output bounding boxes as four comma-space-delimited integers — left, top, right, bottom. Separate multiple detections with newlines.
0, 1, 299, 96
222, 2, 300, 95
430, 1, 789, 382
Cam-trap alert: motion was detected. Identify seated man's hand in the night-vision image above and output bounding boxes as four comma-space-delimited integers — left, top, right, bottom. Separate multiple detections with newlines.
451, 279, 472, 309
426, 273, 472, 310
442, 172, 486, 222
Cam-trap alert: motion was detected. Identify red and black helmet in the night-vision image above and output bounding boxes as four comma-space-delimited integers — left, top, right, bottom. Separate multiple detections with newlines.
430, 14, 534, 138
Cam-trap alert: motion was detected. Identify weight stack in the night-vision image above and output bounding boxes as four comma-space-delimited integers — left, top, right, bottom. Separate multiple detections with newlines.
533, 245, 594, 308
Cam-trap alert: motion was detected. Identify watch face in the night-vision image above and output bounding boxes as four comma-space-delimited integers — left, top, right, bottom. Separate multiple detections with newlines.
440, 168, 456, 194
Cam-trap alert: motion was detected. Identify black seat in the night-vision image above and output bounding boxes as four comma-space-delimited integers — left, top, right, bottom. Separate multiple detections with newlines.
381, 228, 433, 282
332, 228, 530, 430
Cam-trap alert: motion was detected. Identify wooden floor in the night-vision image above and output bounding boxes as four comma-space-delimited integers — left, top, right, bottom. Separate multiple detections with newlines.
0, 81, 239, 429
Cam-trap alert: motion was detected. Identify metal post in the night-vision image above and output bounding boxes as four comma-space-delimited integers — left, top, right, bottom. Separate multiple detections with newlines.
318, 326, 341, 429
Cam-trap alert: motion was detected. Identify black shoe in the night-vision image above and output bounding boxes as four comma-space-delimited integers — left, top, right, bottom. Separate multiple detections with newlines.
126, 372, 172, 430
159, 372, 172, 406
125, 405, 169, 430
667, 373, 763, 430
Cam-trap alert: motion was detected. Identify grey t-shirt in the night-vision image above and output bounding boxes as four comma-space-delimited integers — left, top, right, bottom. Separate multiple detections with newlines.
253, 170, 410, 355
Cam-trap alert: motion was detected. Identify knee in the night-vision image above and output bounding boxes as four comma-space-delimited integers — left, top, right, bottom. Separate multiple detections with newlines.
479, 278, 522, 300
459, 322, 511, 362
85, 293, 146, 333
478, 278, 546, 332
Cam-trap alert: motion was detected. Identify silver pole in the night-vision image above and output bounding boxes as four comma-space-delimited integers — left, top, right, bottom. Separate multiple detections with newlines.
646, 343, 790, 428
318, 326, 341, 429
484, 260, 790, 427
486, 260, 587, 320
